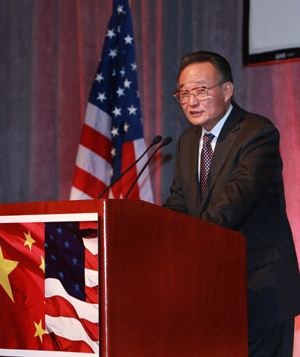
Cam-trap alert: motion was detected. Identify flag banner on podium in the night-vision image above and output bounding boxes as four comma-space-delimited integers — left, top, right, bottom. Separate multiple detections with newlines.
70, 0, 153, 202
0, 213, 99, 356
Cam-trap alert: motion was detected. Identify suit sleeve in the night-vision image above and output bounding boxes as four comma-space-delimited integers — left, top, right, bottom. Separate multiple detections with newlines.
200, 122, 281, 230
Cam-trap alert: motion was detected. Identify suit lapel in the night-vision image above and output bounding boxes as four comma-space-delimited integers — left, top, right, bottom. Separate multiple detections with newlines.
199, 104, 242, 212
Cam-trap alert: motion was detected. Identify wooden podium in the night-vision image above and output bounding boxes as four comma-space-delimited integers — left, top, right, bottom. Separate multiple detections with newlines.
0, 199, 248, 356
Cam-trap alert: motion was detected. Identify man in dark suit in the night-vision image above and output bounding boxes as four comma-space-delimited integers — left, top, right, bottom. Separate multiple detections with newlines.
163, 51, 300, 356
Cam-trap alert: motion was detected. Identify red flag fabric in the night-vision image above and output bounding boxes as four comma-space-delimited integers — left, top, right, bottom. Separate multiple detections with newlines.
0, 222, 45, 350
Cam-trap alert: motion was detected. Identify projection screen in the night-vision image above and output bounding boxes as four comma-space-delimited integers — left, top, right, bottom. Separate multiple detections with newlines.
243, 0, 300, 65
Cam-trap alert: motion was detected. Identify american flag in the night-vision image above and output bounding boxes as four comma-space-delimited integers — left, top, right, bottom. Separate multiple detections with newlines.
44, 221, 99, 353
70, 0, 153, 202
0, 219, 98, 355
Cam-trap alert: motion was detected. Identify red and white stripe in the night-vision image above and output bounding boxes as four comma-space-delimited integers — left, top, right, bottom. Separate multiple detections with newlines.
45, 235, 99, 353
70, 102, 153, 202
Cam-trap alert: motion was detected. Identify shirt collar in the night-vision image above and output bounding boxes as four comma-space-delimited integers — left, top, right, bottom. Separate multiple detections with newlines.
203, 103, 233, 138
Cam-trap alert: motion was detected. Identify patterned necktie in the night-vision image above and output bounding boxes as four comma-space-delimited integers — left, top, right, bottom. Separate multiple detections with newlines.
200, 133, 215, 195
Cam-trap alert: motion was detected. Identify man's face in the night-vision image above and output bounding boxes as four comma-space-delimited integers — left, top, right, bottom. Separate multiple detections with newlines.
178, 62, 233, 131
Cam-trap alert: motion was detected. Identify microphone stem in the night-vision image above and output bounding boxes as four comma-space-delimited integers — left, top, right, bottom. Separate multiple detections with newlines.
96, 135, 162, 199
96, 142, 154, 199
124, 146, 161, 200
124, 136, 172, 200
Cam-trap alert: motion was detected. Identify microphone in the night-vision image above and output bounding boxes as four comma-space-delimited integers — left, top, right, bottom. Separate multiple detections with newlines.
96, 135, 162, 199
124, 136, 172, 199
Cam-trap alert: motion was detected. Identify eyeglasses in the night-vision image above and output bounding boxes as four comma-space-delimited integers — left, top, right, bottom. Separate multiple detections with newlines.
173, 82, 224, 104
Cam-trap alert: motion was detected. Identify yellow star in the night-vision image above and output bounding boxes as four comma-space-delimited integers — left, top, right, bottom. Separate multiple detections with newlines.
34, 320, 46, 343
24, 230, 36, 251
0, 245, 19, 302
39, 256, 45, 273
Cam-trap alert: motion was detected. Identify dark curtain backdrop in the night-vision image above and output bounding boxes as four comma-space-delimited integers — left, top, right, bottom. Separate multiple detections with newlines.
1, 0, 300, 349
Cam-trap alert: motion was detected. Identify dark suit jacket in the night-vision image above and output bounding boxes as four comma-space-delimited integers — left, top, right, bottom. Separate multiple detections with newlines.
163, 102, 300, 332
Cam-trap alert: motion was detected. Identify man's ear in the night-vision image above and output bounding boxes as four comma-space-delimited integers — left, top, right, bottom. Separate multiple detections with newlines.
223, 82, 233, 102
